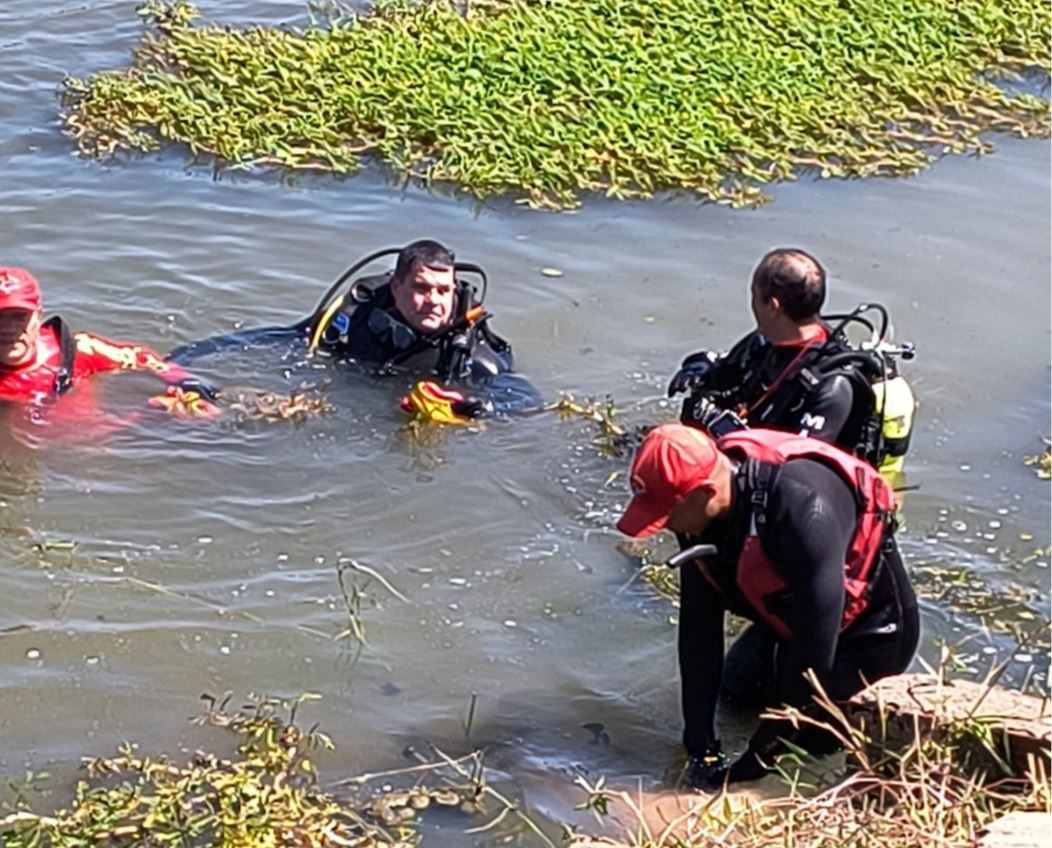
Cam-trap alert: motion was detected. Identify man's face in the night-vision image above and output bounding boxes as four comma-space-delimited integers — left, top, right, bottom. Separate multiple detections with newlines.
0, 308, 40, 368
665, 486, 715, 536
391, 263, 456, 334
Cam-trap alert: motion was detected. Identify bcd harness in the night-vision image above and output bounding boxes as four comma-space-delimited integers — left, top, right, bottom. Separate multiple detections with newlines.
717, 304, 916, 473
693, 429, 898, 640
318, 274, 513, 384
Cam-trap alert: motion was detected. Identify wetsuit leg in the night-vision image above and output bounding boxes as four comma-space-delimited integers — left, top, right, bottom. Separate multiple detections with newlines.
721, 625, 778, 711
776, 543, 920, 756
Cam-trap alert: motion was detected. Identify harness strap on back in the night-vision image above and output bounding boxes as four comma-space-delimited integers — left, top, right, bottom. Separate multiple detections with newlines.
746, 459, 777, 532
42, 316, 77, 396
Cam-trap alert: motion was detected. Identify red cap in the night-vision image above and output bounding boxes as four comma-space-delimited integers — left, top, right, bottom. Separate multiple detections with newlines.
0, 268, 42, 311
617, 423, 720, 538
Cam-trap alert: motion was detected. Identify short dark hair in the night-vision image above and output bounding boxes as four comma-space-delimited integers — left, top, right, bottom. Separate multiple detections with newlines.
752, 248, 826, 321
394, 239, 455, 283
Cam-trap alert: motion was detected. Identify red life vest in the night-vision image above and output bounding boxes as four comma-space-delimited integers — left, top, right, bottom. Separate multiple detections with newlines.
697, 429, 897, 639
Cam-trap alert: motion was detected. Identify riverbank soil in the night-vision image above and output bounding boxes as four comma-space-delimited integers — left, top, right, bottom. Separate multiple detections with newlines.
848, 674, 1052, 777
978, 812, 1052, 848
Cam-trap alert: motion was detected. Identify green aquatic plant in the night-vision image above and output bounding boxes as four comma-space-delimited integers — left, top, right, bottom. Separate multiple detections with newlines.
62, 0, 1050, 208
1023, 439, 1052, 479
0, 693, 558, 848
0, 693, 465, 847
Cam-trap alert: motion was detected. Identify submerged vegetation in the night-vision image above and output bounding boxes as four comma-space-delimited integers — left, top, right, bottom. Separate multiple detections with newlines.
0, 694, 472, 847
62, 0, 1050, 207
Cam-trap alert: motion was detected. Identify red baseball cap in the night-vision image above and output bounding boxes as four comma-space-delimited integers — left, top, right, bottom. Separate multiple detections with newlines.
617, 423, 720, 538
0, 268, 42, 311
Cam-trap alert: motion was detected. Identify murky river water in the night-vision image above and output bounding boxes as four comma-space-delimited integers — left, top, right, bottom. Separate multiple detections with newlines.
0, 1, 1049, 842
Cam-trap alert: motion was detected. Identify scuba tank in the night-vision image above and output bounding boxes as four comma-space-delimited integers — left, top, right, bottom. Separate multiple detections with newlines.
871, 372, 915, 475
822, 303, 917, 475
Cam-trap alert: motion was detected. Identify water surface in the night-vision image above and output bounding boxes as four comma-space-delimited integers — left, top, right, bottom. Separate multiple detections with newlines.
0, 2, 1049, 841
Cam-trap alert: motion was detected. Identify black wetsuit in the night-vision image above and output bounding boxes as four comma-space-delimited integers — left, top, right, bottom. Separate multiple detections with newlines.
678, 457, 919, 761
680, 330, 873, 452
323, 282, 541, 414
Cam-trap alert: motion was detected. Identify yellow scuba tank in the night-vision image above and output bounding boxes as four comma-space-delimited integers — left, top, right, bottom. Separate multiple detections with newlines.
872, 374, 915, 475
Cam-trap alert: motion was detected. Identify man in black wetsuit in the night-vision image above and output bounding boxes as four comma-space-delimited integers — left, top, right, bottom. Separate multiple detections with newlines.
668, 248, 878, 456
617, 423, 919, 788
316, 239, 540, 419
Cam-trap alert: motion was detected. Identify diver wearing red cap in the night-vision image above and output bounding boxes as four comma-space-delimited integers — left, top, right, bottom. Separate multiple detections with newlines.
618, 422, 918, 788
0, 267, 216, 412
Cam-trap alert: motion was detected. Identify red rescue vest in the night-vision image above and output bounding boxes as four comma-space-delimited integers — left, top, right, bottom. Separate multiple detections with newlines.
697, 430, 897, 639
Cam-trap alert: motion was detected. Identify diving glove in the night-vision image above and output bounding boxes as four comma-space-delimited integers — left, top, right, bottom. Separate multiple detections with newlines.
400, 380, 492, 425
667, 351, 719, 397
684, 744, 728, 791
174, 377, 219, 401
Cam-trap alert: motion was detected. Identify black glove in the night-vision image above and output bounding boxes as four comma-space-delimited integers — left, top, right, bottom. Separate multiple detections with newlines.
684, 744, 728, 791
680, 393, 722, 429
451, 394, 494, 420
174, 377, 219, 401
667, 351, 718, 397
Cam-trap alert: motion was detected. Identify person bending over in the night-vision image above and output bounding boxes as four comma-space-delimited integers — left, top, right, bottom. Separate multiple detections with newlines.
617, 423, 918, 788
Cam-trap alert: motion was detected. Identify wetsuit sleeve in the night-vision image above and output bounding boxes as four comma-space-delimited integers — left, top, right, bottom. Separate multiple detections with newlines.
74, 332, 191, 383
678, 548, 727, 756
792, 373, 856, 442
467, 371, 543, 415
750, 460, 856, 754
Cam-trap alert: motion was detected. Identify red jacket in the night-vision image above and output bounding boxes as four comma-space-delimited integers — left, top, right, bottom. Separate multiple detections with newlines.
0, 320, 188, 406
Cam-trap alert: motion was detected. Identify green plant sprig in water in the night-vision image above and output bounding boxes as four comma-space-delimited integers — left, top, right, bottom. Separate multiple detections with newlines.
61, 0, 1050, 208
0, 693, 481, 847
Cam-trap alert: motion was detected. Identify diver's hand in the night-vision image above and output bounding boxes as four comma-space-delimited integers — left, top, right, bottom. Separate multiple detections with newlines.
668, 351, 718, 397
450, 393, 494, 420
680, 394, 723, 430
684, 745, 728, 791
148, 384, 220, 418
173, 377, 219, 402
400, 381, 491, 425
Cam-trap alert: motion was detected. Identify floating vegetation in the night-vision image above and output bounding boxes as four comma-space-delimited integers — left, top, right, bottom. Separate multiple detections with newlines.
551, 394, 647, 457
1023, 439, 1052, 479
225, 385, 336, 423
0, 693, 474, 847
912, 561, 1051, 656
617, 538, 679, 606
61, 0, 1050, 208
0, 693, 562, 848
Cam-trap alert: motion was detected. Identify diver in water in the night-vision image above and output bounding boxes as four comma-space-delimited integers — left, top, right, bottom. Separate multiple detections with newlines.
169, 240, 540, 422
667, 249, 916, 474
0, 266, 217, 415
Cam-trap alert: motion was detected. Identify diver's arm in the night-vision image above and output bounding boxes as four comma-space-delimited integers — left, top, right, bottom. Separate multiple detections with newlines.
74, 332, 192, 383
74, 332, 220, 413
465, 371, 543, 416
679, 554, 727, 757
675, 332, 763, 425
793, 373, 856, 442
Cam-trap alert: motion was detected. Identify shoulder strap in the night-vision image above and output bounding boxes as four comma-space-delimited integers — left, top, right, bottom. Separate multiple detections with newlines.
41, 316, 76, 396
745, 459, 779, 533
